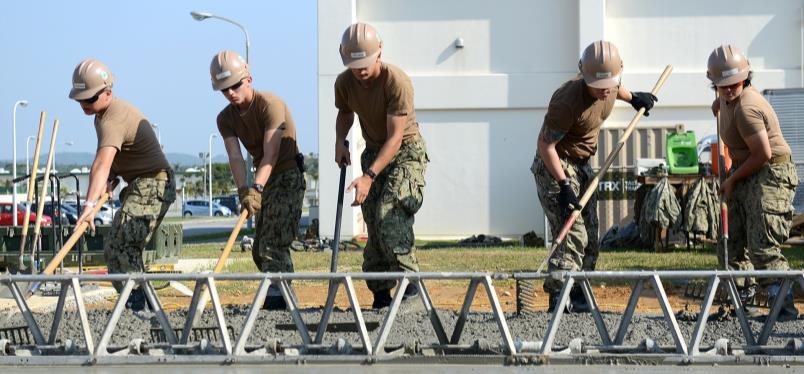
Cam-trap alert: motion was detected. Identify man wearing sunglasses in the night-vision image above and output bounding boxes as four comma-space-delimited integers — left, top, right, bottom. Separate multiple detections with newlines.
334, 23, 429, 309
210, 50, 305, 310
70, 58, 175, 318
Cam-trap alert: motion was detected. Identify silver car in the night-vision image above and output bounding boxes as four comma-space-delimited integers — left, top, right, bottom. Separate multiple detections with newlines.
183, 200, 232, 217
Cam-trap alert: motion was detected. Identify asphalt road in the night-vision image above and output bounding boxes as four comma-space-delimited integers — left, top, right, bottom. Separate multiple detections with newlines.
181, 215, 310, 238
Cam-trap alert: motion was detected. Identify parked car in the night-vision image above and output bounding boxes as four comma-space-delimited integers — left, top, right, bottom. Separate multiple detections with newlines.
213, 195, 240, 214
0, 202, 52, 226
183, 200, 232, 217
63, 200, 114, 226
30, 201, 75, 226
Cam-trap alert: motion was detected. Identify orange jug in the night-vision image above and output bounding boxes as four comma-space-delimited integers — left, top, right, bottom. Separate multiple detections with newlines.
711, 143, 732, 176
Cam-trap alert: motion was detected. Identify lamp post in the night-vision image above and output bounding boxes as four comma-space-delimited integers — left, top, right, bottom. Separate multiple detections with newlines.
12, 100, 29, 226
190, 10, 253, 224
25, 135, 35, 176
208, 133, 218, 216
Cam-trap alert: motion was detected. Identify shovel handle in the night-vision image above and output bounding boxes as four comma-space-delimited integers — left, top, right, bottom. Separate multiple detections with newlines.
42, 193, 110, 275
213, 210, 249, 273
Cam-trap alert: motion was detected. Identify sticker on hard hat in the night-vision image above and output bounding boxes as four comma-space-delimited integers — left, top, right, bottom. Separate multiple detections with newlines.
350, 51, 367, 58
100, 71, 109, 80
216, 71, 232, 80
595, 72, 612, 78
721, 68, 739, 77
73, 83, 86, 89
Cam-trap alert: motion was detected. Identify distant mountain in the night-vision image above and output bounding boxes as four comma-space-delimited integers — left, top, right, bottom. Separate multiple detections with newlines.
1, 151, 229, 169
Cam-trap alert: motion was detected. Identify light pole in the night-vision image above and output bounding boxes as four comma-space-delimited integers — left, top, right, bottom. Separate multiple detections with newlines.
208, 133, 218, 216
25, 135, 35, 176
189, 11, 250, 63
12, 100, 29, 226
190, 10, 253, 224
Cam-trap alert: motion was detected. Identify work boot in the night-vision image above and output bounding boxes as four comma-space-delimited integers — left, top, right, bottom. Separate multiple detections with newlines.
125, 288, 148, 312
569, 286, 591, 313
738, 285, 762, 318
263, 285, 287, 311
372, 289, 393, 309
767, 283, 799, 322
402, 283, 419, 301
126, 289, 155, 321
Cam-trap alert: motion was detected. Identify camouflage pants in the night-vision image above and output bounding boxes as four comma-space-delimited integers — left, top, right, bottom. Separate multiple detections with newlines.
253, 167, 305, 273
361, 136, 428, 292
105, 173, 175, 292
531, 154, 599, 293
719, 161, 796, 288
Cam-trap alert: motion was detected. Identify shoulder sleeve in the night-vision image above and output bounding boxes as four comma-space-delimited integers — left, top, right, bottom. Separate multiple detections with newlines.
334, 73, 351, 111
735, 105, 766, 137
96, 115, 124, 151
263, 98, 287, 131
385, 70, 414, 117
543, 101, 574, 133
216, 110, 237, 139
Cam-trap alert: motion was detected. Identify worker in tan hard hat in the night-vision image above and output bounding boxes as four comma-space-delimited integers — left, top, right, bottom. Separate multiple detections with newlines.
532, 41, 658, 313
70, 58, 175, 318
334, 22, 428, 309
708, 44, 798, 321
210, 50, 306, 310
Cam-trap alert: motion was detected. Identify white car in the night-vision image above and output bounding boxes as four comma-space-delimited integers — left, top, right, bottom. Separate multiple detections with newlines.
183, 200, 232, 217
64, 200, 114, 226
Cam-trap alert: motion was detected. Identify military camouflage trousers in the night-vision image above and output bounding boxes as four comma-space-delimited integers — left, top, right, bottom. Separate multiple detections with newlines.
361, 136, 428, 292
253, 167, 306, 273
105, 173, 176, 292
531, 154, 599, 293
719, 161, 797, 287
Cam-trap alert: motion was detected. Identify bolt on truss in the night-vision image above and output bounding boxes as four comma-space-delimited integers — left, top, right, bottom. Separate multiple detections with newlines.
0, 270, 802, 365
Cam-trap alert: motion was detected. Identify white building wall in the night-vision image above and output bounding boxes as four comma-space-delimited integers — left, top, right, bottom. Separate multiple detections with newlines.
318, 0, 804, 239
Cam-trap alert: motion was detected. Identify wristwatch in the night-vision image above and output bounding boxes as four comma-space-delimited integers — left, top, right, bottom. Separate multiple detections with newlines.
364, 169, 377, 180
251, 183, 264, 193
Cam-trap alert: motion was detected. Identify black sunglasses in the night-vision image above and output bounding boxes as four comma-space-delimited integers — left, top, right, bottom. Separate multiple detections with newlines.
221, 79, 245, 92
78, 92, 102, 104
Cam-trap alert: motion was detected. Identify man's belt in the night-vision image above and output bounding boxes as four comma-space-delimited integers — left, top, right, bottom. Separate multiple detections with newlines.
732, 154, 792, 168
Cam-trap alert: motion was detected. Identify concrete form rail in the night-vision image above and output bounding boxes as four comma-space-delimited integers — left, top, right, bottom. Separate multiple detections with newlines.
0, 270, 803, 366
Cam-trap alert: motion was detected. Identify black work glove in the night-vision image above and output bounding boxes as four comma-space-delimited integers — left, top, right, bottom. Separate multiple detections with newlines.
630, 91, 658, 116
558, 179, 580, 214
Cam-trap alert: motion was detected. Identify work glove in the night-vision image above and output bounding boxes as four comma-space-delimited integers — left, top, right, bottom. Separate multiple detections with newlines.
557, 179, 580, 214
238, 186, 262, 217
630, 91, 658, 116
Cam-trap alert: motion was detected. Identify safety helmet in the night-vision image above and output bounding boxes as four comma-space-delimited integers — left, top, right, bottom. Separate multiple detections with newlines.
339, 22, 382, 69
707, 44, 750, 87
579, 41, 623, 89
69, 59, 114, 100
210, 50, 250, 91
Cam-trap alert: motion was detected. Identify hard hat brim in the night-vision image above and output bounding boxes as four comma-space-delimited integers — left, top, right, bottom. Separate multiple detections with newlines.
69, 86, 105, 101
711, 71, 749, 87
584, 74, 621, 89
342, 50, 381, 69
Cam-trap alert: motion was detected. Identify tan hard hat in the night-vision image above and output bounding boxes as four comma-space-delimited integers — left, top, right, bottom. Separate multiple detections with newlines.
707, 45, 750, 87
579, 41, 623, 89
69, 59, 114, 100
339, 23, 382, 69
210, 50, 250, 91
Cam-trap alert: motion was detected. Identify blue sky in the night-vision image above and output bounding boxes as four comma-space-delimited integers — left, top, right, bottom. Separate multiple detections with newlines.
0, 0, 318, 162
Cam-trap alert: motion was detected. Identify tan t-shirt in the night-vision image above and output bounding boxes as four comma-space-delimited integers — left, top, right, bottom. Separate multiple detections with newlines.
542, 77, 617, 159
719, 86, 791, 164
217, 91, 299, 174
334, 63, 420, 150
94, 97, 170, 182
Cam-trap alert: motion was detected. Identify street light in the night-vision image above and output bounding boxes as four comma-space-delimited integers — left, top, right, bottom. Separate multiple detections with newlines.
208, 133, 218, 216
190, 10, 253, 224
189, 11, 250, 63
25, 135, 35, 176
12, 100, 29, 226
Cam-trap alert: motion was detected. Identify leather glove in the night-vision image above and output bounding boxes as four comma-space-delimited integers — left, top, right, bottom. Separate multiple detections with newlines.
238, 186, 262, 217
558, 179, 580, 214
630, 91, 658, 116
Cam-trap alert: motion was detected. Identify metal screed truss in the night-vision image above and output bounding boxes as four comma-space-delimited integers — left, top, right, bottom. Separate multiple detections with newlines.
0, 270, 803, 365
